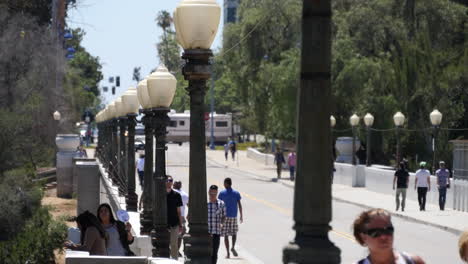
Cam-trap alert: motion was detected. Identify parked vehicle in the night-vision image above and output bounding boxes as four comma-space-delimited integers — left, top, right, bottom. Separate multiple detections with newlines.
135, 138, 145, 152
166, 110, 232, 145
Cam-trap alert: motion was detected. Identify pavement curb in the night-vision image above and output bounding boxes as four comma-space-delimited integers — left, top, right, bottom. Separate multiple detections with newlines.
207, 154, 464, 236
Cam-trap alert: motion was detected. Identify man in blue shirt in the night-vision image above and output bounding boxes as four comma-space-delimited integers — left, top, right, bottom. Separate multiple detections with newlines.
436, 161, 451, 211
218, 177, 243, 258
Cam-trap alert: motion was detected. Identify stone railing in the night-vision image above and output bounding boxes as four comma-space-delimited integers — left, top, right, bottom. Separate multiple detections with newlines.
246, 148, 288, 168
65, 250, 178, 263
332, 163, 468, 210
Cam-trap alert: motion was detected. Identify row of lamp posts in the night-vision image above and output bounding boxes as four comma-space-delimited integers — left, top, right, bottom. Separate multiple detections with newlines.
95, 0, 221, 262
330, 109, 443, 168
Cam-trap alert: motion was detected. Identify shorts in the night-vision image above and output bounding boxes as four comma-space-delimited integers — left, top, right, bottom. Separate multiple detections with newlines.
222, 217, 238, 236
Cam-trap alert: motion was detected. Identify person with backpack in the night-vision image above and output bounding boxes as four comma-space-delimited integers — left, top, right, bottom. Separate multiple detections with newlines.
352, 208, 425, 264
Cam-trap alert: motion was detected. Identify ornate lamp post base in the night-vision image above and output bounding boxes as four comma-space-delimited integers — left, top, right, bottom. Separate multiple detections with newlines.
183, 233, 212, 264
151, 225, 171, 258
283, 229, 340, 264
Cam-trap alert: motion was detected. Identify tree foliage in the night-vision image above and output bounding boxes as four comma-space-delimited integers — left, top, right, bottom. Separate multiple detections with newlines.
215, 0, 467, 167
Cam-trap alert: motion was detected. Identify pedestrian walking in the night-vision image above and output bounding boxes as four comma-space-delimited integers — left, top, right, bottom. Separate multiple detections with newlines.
393, 162, 409, 212
75, 145, 88, 158
97, 203, 135, 256
436, 161, 451, 211
218, 177, 243, 259
288, 150, 297, 181
166, 175, 184, 260
173, 180, 189, 257
64, 211, 107, 255
229, 139, 237, 161
208, 185, 226, 264
459, 230, 468, 263
274, 148, 285, 179
224, 143, 229, 161
352, 208, 425, 264
415, 162, 431, 211
136, 154, 145, 186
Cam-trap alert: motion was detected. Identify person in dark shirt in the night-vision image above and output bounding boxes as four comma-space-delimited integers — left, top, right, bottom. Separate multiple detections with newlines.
393, 162, 409, 211
166, 175, 183, 260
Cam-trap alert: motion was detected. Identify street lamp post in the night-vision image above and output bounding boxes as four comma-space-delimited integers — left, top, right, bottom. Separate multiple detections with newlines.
137, 78, 154, 235
393, 112, 406, 166
122, 86, 140, 212
364, 113, 374, 167
430, 109, 443, 173
282, 0, 341, 263
350, 114, 360, 165
108, 102, 119, 186
116, 97, 127, 196
209, 67, 215, 150
146, 65, 177, 257
174, 0, 221, 262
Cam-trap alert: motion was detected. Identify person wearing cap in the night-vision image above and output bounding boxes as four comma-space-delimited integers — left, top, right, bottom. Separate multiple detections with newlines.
436, 161, 451, 210
415, 161, 431, 211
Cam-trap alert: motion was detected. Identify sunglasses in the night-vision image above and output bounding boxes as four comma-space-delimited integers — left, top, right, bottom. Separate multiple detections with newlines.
364, 226, 394, 238
167, 179, 173, 183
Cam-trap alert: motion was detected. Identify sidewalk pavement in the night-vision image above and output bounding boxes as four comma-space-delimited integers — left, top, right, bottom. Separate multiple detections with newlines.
206, 149, 468, 235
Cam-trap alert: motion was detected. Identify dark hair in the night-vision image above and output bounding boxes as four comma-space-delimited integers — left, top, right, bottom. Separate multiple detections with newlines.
399, 162, 405, 169
173, 180, 182, 189
76, 211, 106, 244
97, 203, 117, 224
209, 185, 218, 190
352, 208, 391, 245
224, 177, 232, 186
139, 154, 145, 158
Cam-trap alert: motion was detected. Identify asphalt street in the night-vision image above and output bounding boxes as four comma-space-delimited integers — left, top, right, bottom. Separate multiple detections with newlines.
162, 143, 462, 264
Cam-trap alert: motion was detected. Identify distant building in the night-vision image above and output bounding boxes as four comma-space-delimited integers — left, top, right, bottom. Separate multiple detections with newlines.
224, 0, 240, 24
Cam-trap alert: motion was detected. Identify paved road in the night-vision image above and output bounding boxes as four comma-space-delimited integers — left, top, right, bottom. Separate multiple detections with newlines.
163, 144, 462, 264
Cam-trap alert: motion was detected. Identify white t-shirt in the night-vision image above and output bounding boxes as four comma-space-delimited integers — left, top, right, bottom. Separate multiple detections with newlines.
415, 169, 430, 187
174, 189, 189, 218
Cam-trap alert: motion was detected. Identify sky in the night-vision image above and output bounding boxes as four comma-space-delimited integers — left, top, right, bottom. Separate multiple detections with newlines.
67, 0, 225, 105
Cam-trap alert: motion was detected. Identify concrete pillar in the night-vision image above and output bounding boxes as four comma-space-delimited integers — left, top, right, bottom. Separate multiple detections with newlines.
352, 165, 366, 187
451, 140, 468, 180
72, 157, 95, 196
56, 134, 80, 198
76, 161, 101, 215
453, 179, 458, 210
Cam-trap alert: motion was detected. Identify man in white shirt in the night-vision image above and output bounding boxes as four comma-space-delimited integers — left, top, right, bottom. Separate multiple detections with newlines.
136, 154, 145, 187
173, 180, 189, 256
414, 161, 431, 211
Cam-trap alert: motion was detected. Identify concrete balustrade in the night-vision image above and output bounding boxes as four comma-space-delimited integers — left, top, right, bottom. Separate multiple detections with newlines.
246, 148, 290, 168
332, 163, 461, 209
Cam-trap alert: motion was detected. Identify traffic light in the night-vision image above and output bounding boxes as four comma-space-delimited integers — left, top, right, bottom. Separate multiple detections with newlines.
116, 76, 120, 87
112, 86, 115, 95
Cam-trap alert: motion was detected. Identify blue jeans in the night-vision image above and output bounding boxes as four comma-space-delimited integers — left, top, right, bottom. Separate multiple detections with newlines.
438, 187, 447, 210
289, 166, 295, 180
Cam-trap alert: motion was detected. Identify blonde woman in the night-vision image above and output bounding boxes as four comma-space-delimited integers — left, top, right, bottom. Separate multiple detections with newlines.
459, 230, 468, 262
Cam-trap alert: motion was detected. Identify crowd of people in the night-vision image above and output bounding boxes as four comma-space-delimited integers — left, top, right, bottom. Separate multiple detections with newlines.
393, 160, 451, 212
